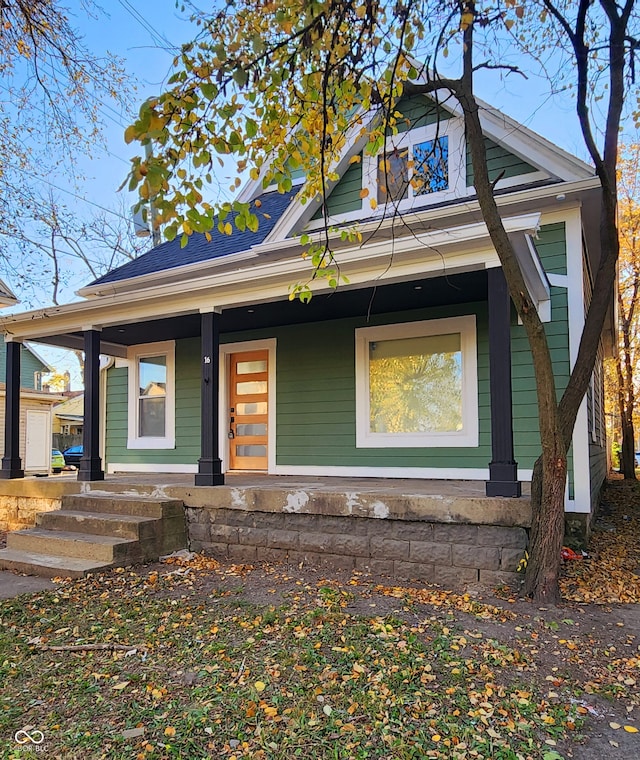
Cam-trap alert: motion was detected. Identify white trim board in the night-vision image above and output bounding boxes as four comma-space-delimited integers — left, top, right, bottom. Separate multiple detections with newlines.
564, 206, 592, 513
274, 465, 535, 482
107, 463, 198, 474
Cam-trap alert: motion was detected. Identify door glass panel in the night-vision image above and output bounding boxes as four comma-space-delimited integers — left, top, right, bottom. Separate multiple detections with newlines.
237, 423, 267, 437
236, 444, 267, 457
236, 402, 268, 415
237, 360, 267, 374
236, 380, 268, 395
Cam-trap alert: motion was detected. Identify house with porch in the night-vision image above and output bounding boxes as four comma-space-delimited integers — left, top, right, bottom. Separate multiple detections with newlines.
0, 95, 610, 582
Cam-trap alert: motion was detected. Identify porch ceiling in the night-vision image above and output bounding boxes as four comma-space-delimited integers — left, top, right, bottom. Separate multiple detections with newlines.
35, 269, 488, 351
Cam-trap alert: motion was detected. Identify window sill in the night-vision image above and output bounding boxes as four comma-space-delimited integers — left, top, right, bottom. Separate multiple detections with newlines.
356, 431, 479, 449
127, 437, 176, 450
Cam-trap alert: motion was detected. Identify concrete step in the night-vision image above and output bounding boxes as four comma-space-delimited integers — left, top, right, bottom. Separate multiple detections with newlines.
0, 548, 113, 579
7, 528, 138, 564
36, 510, 158, 540
62, 493, 183, 518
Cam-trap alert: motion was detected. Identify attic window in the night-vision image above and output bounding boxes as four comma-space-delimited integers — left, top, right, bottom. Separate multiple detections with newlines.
364, 118, 465, 211
377, 137, 449, 203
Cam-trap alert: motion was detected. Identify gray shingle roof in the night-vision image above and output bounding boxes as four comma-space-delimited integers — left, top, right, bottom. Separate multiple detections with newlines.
89, 191, 296, 287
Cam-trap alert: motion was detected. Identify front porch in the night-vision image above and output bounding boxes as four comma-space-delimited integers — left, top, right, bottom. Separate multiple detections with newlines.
0, 473, 530, 585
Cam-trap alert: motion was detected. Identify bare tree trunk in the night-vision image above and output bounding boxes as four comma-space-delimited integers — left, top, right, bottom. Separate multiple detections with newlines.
524, 450, 567, 600
619, 300, 637, 479
457, 22, 567, 602
621, 417, 636, 478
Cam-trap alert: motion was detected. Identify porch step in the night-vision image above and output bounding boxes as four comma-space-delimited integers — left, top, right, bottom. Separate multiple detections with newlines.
0, 548, 113, 579
7, 528, 138, 563
0, 492, 187, 579
62, 493, 184, 518
37, 510, 157, 540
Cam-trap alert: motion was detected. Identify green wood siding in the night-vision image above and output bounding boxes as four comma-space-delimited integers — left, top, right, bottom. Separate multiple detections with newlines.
392, 95, 451, 133
535, 221, 567, 275
0, 345, 49, 390
312, 159, 363, 219
466, 138, 538, 187
105, 338, 201, 465
589, 442, 607, 507
275, 303, 491, 469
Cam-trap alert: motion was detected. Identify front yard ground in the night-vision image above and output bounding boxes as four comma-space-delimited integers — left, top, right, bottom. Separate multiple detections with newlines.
1, 479, 639, 759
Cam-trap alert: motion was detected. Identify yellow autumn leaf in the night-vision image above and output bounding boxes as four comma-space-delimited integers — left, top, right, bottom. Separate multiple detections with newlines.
254, 681, 266, 692
624, 725, 639, 733
432, 734, 441, 742
359, 188, 369, 199
164, 726, 176, 737
124, 125, 138, 144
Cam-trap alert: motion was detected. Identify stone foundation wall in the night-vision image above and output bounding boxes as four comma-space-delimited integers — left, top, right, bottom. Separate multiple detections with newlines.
0, 481, 80, 532
187, 507, 528, 586
0, 495, 62, 531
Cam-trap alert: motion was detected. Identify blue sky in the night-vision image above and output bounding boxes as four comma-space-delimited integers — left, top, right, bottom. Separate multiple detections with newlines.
10, 1, 608, 385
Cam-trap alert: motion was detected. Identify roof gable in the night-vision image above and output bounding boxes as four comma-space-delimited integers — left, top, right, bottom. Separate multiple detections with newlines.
260, 93, 594, 243
82, 94, 594, 296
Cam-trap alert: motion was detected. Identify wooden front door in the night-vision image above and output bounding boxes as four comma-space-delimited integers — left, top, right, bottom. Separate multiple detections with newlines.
228, 350, 269, 470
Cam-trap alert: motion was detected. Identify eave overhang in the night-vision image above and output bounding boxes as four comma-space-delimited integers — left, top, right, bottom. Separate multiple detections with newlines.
0, 211, 545, 350
77, 176, 600, 301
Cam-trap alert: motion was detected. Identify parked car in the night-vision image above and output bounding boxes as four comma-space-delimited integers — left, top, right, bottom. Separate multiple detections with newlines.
62, 445, 83, 467
51, 449, 66, 473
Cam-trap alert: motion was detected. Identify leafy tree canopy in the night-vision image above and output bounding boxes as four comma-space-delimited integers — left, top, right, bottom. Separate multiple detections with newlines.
126, 0, 636, 249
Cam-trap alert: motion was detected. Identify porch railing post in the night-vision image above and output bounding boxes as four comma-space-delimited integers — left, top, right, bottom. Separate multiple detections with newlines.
486, 267, 521, 497
0, 339, 23, 479
196, 309, 224, 486
78, 328, 104, 481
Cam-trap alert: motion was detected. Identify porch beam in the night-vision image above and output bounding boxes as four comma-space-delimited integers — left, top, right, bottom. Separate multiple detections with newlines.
0, 340, 23, 478
486, 267, 521, 498
196, 310, 224, 486
78, 329, 104, 481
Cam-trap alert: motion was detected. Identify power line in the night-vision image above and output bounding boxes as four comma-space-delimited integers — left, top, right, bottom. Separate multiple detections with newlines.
5, 163, 132, 222
116, 0, 178, 53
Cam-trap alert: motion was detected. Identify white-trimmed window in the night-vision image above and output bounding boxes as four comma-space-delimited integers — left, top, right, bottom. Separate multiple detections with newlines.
127, 341, 175, 449
363, 118, 466, 212
355, 316, 478, 448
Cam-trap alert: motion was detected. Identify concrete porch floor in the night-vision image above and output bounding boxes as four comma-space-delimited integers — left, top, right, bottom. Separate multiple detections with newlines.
0, 471, 532, 530
43, 471, 531, 497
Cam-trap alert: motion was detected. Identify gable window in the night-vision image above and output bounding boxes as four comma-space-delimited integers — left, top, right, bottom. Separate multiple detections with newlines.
127, 341, 175, 449
365, 118, 464, 211
377, 136, 449, 203
355, 316, 478, 448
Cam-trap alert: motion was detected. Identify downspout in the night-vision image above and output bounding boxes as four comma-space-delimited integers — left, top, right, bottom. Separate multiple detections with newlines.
99, 356, 115, 473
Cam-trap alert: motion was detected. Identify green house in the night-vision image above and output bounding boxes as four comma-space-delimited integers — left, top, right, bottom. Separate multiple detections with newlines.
0, 95, 610, 531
